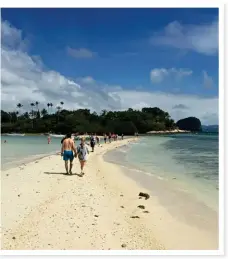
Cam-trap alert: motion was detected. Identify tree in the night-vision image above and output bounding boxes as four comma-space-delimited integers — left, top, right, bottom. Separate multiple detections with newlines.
47, 103, 50, 114
17, 103, 23, 114
50, 103, 53, 114
60, 101, 64, 110
30, 103, 35, 128
1, 105, 178, 134
41, 108, 48, 117
176, 117, 202, 132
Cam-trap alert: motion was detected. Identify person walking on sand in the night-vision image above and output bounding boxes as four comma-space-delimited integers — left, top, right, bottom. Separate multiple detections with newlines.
96, 135, 100, 146
61, 133, 77, 175
77, 137, 89, 176
108, 133, 112, 143
90, 134, 96, 152
104, 133, 107, 144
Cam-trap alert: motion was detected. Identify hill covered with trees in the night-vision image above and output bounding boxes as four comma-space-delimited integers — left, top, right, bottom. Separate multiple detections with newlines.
176, 117, 202, 132
1, 102, 177, 135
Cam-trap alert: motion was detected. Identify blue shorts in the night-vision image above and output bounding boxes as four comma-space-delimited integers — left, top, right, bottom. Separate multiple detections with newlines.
63, 150, 74, 161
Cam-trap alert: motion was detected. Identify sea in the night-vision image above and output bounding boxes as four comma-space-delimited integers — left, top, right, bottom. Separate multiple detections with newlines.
104, 133, 219, 212
0, 135, 80, 170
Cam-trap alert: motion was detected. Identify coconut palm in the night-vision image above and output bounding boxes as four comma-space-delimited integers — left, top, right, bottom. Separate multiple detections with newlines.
50, 103, 53, 114
16, 103, 23, 118
30, 103, 35, 128
47, 103, 50, 114
35, 101, 39, 111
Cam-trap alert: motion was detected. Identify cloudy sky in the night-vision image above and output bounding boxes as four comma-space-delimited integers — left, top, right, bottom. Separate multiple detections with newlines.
1, 8, 218, 125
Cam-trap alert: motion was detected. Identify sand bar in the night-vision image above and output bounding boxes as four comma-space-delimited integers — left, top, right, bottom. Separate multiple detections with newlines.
1, 138, 218, 250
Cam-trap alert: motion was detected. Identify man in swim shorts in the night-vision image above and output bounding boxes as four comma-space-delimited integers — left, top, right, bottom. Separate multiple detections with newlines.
61, 133, 77, 175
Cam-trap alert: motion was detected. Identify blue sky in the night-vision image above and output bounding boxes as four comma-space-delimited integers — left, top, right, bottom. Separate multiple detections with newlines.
1, 8, 219, 124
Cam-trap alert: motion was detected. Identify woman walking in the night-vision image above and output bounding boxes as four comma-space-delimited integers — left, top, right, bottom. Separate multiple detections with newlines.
77, 137, 89, 176
90, 134, 96, 152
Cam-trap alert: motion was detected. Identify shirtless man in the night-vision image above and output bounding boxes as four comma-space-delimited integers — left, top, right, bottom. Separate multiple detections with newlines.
61, 133, 77, 175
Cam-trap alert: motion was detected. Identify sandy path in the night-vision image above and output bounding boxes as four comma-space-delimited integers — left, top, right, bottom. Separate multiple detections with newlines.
1, 138, 218, 250
1, 138, 164, 250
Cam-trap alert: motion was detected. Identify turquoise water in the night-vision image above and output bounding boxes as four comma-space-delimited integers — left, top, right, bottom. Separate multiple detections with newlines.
104, 134, 219, 210
1, 135, 80, 170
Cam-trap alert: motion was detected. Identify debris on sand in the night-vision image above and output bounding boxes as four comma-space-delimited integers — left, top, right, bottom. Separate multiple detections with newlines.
121, 244, 127, 248
120, 206, 124, 208
138, 205, 145, 209
138, 192, 150, 200
143, 210, 150, 213
94, 215, 99, 218
130, 216, 140, 219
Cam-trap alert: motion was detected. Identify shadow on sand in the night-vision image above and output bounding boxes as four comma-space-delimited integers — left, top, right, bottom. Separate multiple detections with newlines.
44, 172, 83, 177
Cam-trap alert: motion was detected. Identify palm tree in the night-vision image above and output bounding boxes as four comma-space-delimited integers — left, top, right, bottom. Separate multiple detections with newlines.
16, 103, 23, 119
47, 103, 50, 114
35, 101, 39, 111
50, 103, 53, 114
41, 108, 48, 117
60, 101, 64, 110
30, 102, 35, 128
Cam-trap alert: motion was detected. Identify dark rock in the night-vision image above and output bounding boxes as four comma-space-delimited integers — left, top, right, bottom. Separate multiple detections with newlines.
120, 206, 124, 208
94, 215, 99, 217
6, 174, 9, 176
12, 237, 16, 240
121, 244, 127, 248
120, 194, 124, 197
18, 194, 20, 197
138, 205, 145, 209
131, 216, 140, 219
138, 192, 150, 200
143, 211, 150, 213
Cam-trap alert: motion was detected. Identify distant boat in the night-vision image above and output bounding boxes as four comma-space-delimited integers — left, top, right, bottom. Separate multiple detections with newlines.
49, 134, 65, 138
6, 133, 25, 136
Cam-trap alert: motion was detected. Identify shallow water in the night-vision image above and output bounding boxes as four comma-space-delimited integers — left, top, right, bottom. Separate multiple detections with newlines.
1, 135, 80, 170
104, 134, 219, 211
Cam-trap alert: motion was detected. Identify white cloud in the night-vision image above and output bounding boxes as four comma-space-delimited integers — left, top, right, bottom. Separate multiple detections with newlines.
111, 91, 218, 125
0, 19, 218, 125
150, 67, 192, 83
66, 47, 97, 58
150, 20, 218, 55
203, 70, 214, 88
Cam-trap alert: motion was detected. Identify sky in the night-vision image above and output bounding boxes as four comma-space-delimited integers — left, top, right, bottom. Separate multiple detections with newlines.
1, 8, 219, 125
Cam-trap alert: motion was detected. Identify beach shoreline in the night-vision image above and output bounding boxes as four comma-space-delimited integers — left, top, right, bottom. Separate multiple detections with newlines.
1, 137, 218, 250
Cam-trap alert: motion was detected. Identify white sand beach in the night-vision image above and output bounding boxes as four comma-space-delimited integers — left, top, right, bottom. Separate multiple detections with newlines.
1, 138, 218, 250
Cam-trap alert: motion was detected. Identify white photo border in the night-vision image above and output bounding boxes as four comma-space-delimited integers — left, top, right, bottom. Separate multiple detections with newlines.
0, 0, 226, 258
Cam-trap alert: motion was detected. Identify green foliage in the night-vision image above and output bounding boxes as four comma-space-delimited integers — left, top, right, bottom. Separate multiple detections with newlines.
176, 117, 202, 132
1, 106, 176, 134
